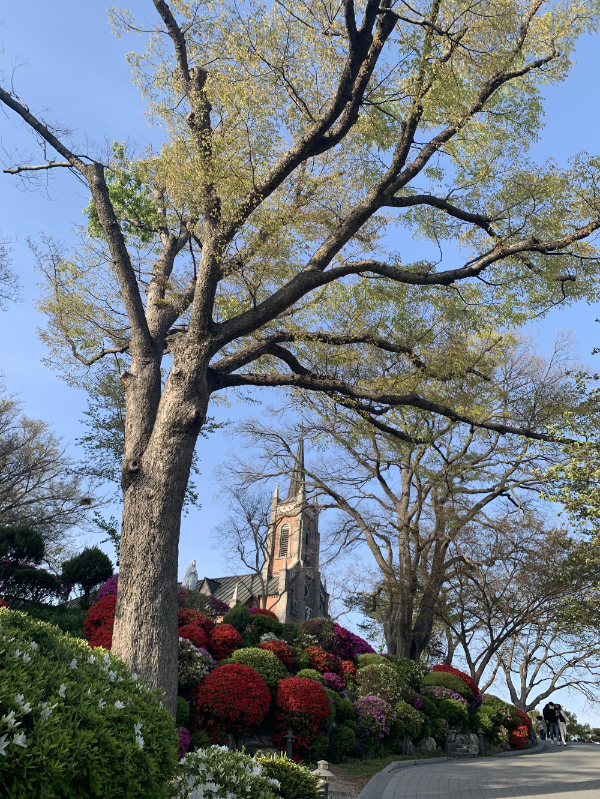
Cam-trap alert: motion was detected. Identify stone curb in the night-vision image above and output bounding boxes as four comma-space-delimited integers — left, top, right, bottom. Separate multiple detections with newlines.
356, 741, 547, 799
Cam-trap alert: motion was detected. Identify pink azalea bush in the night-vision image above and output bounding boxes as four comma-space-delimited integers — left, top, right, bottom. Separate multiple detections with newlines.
420, 685, 468, 706
322, 672, 344, 691
355, 695, 395, 753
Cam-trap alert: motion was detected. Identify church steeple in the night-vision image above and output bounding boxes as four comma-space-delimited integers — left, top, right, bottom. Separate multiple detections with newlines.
285, 439, 305, 500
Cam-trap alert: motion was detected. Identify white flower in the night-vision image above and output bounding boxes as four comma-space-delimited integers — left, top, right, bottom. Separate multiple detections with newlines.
135, 734, 144, 750
39, 705, 53, 721
87, 688, 92, 696
70, 658, 77, 670
0, 735, 8, 756
131, 672, 138, 679
1, 711, 19, 730
11, 649, 22, 659
87, 654, 95, 664
13, 732, 27, 748
20, 703, 31, 714
108, 670, 116, 682
133, 722, 142, 735
29, 641, 38, 651
14, 695, 24, 706
114, 700, 125, 710
58, 684, 66, 699
98, 699, 106, 709
22, 653, 31, 663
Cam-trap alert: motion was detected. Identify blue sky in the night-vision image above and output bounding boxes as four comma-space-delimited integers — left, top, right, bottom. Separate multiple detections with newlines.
1, 3, 600, 722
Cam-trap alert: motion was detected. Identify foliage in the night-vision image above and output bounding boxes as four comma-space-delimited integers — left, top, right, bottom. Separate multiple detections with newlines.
245, 613, 283, 645
0, 562, 67, 604
304, 645, 334, 673
208, 624, 242, 660
176, 697, 191, 728
336, 698, 358, 725
249, 608, 279, 620
83, 594, 116, 650
309, 734, 330, 762
171, 745, 280, 799
192, 663, 271, 737
222, 603, 250, 633
0, 608, 178, 798
0, 527, 45, 565
420, 686, 468, 707
333, 624, 375, 659
178, 639, 216, 688
357, 664, 411, 706
421, 672, 473, 700
181, 589, 230, 621
259, 638, 294, 669
437, 698, 469, 728
275, 677, 330, 748
254, 754, 319, 799
296, 669, 324, 684
509, 724, 530, 749
15, 602, 86, 637
61, 546, 113, 609
357, 654, 387, 669
355, 697, 396, 755
230, 647, 288, 692
386, 658, 424, 690
394, 701, 425, 740
432, 665, 480, 698
328, 724, 356, 764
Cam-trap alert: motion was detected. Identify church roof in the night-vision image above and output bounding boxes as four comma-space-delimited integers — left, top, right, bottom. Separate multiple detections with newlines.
197, 573, 280, 604
284, 439, 305, 500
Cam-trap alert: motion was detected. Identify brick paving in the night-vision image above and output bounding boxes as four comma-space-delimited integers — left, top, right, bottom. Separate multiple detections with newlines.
356, 743, 600, 799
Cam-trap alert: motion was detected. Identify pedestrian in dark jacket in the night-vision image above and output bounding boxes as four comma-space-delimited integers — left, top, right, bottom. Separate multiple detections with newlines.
543, 702, 559, 744
536, 715, 547, 740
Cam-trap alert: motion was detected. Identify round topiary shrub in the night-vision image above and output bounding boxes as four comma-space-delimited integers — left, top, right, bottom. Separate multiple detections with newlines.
177, 608, 214, 636
259, 638, 294, 669
255, 754, 319, 799
322, 671, 344, 691
355, 696, 396, 754
174, 745, 281, 799
296, 668, 324, 683
248, 607, 279, 620
177, 623, 209, 650
275, 677, 330, 749
178, 639, 216, 689
305, 645, 334, 673
356, 653, 387, 668
328, 723, 356, 763
337, 660, 357, 683
386, 656, 424, 690
208, 623, 242, 660
421, 671, 473, 699
192, 662, 271, 738
222, 602, 250, 633
245, 613, 284, 645
82, 594, 116, 649
438, 697, 469, 728
0, 608, 178, 798
230, 647, 288, 692
309, 733, 330, 762
356, 663, 410, 705
394, 700, 425, 740
432, 664, 480, 698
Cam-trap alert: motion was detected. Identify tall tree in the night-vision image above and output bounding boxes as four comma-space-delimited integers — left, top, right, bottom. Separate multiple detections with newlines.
3, 0, 600, 709
227, 335, 584, 659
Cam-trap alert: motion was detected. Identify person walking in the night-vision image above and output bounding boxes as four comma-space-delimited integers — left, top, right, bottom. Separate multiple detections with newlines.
536, 715, 547, 740
543, 702, 560, 744
556, 705, 569, 746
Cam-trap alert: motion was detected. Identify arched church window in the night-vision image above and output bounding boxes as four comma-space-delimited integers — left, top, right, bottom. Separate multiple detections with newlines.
304, 524, 311, 563
278, 523, 290, 557
304, 584, 309, 600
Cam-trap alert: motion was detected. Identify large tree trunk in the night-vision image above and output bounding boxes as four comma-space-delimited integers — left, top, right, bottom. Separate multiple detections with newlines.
383, 583, 414, 658
111, 356, 210, 716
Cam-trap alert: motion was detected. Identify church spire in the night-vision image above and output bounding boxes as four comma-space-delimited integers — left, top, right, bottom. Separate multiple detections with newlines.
285, 439, 305, 500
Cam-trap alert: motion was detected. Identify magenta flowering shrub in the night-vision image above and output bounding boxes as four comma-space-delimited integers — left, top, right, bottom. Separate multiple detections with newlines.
412, 694, 422, 710
420, 685, 468, 706
97, 574, 119, 599
209, 597, 231, 619
322, 672, 344, 691
355, 696, 395, 753
333, 623, 375, 660
176, 727, 191, 759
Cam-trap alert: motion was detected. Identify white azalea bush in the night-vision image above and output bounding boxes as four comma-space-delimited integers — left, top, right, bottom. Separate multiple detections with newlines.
0, 608, 178, 798
171, 746, 280, 799
178, 638, 216, 688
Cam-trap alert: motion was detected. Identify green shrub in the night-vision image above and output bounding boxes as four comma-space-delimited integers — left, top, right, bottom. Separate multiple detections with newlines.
419, 695, 439, 720
2, 566, 64, 603
244, 613, 283, 645
176, 697, 190, 727
394, 700, 425, 740
421, 671, 473, 699
0, 608, 178, 798
356, 653, 387, 668
356, 663, 409, 705
324, 687, 340, 722
438, 698, 469, 728
230, 647, 287, 691
0, 526, 45, 565
293, 647, 311, 671
385, 656, 424, 689
336, 697, 357, 724
344, 718, 359, 735
173, 746, 280, 799
18, 602, 87, 637
309, 734, 330, 762
281, 622, 299, 645
222, 603, 250, 633
296, 668, 324, 683
61, 547, 114, 609
477, 694, 520, 736
255, 754, 319, 799
328, 724, 356, 763
298, 617, 336, 651
188, 729, 211, 750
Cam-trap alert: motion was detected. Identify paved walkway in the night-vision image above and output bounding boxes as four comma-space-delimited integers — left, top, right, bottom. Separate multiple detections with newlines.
357, 744, 600, 799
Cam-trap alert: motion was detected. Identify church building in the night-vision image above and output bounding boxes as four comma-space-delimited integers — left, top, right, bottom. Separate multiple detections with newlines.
197, 442, 330, 622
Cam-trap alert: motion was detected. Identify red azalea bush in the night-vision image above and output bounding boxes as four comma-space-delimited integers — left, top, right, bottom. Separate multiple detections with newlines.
275, 676, 331, 749
305, 645, 334, 673
515, 708, 533, 732
208, 623, 242, 660
192, 662, 271, 737
259, 638, 294, 669
248, 607, 279, 620
178, 623, 209, 649
337, 660, 357, 682
433, 664, 480, 698
178, 607, 214, 635
82, 594, 116, 649
0, 598, 7, 608
509, 724, 530, 750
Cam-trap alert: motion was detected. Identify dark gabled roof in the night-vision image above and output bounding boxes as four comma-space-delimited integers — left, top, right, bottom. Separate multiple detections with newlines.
197, 573, 279, 604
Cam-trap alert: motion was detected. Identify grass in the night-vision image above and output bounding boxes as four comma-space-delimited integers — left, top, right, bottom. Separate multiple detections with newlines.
14, 601, 87, 637
337, 749, 445, 777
